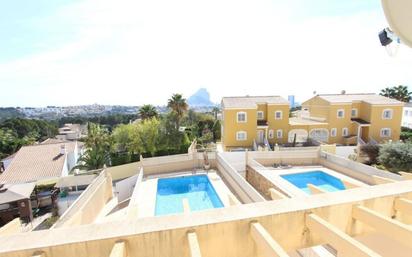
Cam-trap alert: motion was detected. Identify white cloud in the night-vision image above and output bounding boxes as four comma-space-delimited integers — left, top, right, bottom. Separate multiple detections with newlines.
1, 0, 411, 107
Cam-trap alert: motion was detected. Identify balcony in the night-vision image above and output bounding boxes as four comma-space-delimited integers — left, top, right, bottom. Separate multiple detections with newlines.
257, 120, 268, 126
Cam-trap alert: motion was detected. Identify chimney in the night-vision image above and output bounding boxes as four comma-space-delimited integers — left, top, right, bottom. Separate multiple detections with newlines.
60, 144, 66, 155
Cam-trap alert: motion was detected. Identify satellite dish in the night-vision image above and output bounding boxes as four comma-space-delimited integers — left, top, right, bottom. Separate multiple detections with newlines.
381, 0, 412, 48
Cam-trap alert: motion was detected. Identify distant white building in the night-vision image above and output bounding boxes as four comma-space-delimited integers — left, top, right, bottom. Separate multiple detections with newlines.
56, 123, 87, 141
402, 103, 412, 129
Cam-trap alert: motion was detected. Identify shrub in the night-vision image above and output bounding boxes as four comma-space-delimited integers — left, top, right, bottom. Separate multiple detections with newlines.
378, 141, 412, 172
360, 143, 381, 165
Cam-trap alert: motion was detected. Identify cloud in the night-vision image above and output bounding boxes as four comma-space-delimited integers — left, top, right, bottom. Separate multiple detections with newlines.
0, 0, 411, 107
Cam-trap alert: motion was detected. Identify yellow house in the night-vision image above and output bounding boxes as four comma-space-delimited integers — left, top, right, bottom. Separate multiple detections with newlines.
221, 96, 290, 151
221, 93, 403, 150
301, 93, 404, 144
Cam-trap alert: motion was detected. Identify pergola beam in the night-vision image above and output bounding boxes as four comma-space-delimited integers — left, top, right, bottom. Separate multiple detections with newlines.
352, 205, 412, 247
250, 222, 290, 257
187, 231, 202, 257
306, 214, 381, 257
394, 198, 412, 214
109, 241, 127, 257
269, 188, 287, 200
32, 252, 45, 257
371, 175, 396, 185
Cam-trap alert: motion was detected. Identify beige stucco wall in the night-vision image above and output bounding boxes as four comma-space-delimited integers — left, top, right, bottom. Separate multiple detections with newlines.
52, 171, 114, 228
2, 181, 412, 257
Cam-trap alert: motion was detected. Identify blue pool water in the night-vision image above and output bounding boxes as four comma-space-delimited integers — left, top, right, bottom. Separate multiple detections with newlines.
280, 171, 346, 195
155, 175, 224, 216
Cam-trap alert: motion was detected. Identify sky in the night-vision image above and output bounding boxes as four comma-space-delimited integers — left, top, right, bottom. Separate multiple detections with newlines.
0, 0, 411, 107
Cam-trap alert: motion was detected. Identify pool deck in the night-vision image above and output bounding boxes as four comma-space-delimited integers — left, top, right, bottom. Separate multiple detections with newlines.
136, 170, 238, 218
259, 165, 368, 197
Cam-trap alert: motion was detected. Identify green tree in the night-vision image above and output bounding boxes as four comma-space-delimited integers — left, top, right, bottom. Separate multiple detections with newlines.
378, 141, 412, 172
132, 118, 160, 156
74, 123, 112, 171
380, 85, 411, 102
167, 94, 188, 129
138, 104, 158, 120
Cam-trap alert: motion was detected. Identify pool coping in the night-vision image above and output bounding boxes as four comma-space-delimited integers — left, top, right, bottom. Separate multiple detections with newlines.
136, 170, 236, 217
256, 165, 368, 197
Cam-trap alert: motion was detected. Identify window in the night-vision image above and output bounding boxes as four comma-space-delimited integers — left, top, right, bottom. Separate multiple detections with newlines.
337, 109, 345, 118
237, 112, 247, 123
257, 111, 264, 120
268, 129, 274, 139
331, 128, 337, 137
275, 111, 283, 120
236, 131, 247, 141
405, 110, 409, 116
342, 127, 349, 137
380, 128, 391, 137
276, 129, 283, 139
351, 108, 358, 117
382, 109, 393, 120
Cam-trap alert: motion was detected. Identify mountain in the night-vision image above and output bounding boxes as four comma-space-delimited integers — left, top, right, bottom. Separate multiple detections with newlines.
187, 88, 214, 107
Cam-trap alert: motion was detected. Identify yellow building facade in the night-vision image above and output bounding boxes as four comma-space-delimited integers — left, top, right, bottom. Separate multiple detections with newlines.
221, 94, 403, 150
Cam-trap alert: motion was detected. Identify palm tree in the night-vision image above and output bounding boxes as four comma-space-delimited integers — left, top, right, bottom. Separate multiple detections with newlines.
167, 94, 188, 129
380, 85, 411, 102
138, 104, 158, 120
212, 107, 220, 120
72, 123, 112, 171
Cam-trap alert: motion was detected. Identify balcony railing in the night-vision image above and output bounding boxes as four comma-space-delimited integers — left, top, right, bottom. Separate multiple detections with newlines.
257, 120, 268, 126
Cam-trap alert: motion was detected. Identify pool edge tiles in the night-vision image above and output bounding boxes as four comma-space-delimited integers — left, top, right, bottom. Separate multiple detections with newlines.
155, 174, 224, 216
280, 170, 346, 195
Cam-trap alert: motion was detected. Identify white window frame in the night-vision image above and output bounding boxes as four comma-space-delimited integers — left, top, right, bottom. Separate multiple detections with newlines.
380, 128, 391, 137
330, 128, 337, 137
257, 111, 264, 120
337, 109, 345, 119
276, 129, 283, 139
351, 108, 358, 117
236, 131, 247, 141
237, 112, 247, 123
342, 127, 349, 137
275, 111, 283, 120
382, 109, 393, 120
268, 129, 274, 139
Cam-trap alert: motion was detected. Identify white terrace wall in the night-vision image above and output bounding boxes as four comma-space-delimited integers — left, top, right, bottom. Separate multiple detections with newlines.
52, 170, 113, 229
2, 181, 412, 257
106, 152, 217, 181
320, 152, 402, 185
247, 148, 320, 166
216, 153, 265, 203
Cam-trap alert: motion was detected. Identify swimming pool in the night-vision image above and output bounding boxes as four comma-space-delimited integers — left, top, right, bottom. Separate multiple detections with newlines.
155, 175, 224, 216
280, 171, 346, 195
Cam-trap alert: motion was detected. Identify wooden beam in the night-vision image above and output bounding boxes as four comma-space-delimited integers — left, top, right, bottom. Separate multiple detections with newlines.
352, 205, 412, 247
269, 188, 287, 200
394, 198, 412, 214
109, 241, 127, 257
307, 184, 327, 195
250, 222, 290, 257
399, 172, 412, 180
228, 194, 241, 205
187, 231, 202, 257
183, 198, 190, 214
306, 214, 381, 257
371, 175, 396, 185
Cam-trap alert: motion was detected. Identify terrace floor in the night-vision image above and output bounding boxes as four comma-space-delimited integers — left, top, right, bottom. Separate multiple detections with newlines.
253, 165, 368, 197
